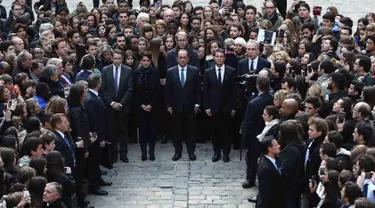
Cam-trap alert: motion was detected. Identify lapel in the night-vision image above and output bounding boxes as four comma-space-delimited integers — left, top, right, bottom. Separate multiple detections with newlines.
185, 66, 193, 86
223, 66, 231, 83
53, 130, 71, 151
118, 65, 126, 93
172, 67, 181, 88
263, 156, 279, 175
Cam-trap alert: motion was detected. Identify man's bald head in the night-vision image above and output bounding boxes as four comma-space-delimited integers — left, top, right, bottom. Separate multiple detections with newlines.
258, 69, 269, 78
280, 98, 299, 117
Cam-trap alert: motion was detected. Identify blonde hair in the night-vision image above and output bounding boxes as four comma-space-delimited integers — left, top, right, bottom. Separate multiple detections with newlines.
274, 89, 288, 104
274, 51, 291, 63
307, 84, 322, 97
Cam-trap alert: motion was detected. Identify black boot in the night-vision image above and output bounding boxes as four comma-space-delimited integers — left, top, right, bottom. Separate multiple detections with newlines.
141, 151, 147, 161
149, 151, 155, 161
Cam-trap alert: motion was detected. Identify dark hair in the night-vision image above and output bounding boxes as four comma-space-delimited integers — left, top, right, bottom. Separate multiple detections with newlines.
87, 73, 101, 89
327, 130, 343, 148
25, 117, 41, 133
320, 60, 335, 74
256, 76, 270, 92
21, 137, 42, 157
260, 137, 275, 155
343, 181, 363, 205
0, 148, 17, 174
264, 105, 280, 119
29, 158, 47, 177
1, 135, 17, 150
330, 72, 347, 91
362, 86, 375, 108
244, 5, 257, 14
322, 12, 335, 23
358, 155, 375, 172
340, 17, 354, 28
27, 176, 47, 208
67, 83, 85, 107
357, 55, 372, 73
356, 122, 374, 146
46, 151, 65, 179
279, 120, 304, 149
321, 143, 337, 158
354, 198, 374, 208
300, 22, 315, 32
40, 131, 56, 149
81, 55, 95, 70
274, 61, 286, 78
305, 96, 321, 109
339, 170, 355, 187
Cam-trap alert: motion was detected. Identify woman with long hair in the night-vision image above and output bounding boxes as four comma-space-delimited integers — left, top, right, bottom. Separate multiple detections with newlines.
133, 52, 160, 161
277, 120, 305, 208
46, 151, 76, 208
179, 13, 190, 32
27, 176, 47, 208
164, 35, 175, 52
150, 38, 167, 81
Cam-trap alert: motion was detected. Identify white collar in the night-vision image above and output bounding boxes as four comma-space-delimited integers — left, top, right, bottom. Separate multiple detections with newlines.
215, 65, 225, 71
89, 89, 99, 96
178, 65, 187, 70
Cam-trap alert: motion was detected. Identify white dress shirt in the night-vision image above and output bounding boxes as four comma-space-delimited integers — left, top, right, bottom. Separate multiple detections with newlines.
113, 64, 122, 88
248, 56, 259, 72
215, 65, 225, 83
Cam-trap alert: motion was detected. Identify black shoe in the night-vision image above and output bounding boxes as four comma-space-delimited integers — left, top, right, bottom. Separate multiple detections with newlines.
223, 154, 230, 163
188, 152, 196, 161
248, 196, 257, 203
149, 152, 155, 161
161, 135, 168, 144
120, 155, 129, 163
100, 181, 112, 186
172, 153, 181, 161
85, 201, 90, 206
100, 170, 107, 175
141, 151, 147, 161
89, 188, 108, 195
212, 153, 221, 162
242, 180, 256, 189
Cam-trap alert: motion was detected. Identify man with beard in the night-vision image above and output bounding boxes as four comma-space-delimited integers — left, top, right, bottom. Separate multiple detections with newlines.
321, 36, 339, 60
348, 80, 365, 103
189, 16, 201, 37
114, 34, 126, 52
229, 24, 243, 39
321, 72, 347, 118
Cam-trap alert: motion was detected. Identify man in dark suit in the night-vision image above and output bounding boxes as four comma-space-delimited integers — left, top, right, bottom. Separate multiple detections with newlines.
165, 49, 201, 161
166, 31, 200, 70
242, 76, 274, 188
84, 74, 112, 195
237, 40, 271, 76
101, 49, 133, 163
203, 48, 237, 163
249, 137, 284, 208
51, 113, 79, 174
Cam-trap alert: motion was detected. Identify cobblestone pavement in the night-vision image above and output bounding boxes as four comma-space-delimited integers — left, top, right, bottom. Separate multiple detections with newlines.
87, 142, 256, 208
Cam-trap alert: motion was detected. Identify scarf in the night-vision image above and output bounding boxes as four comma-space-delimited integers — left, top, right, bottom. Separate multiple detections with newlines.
138, 67, 151, 85
257, 119, 279, 141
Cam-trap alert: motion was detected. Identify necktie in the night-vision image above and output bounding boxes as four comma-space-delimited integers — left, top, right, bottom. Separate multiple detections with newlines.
180, 68, 185, 87
250, 60, 254, 73
218, 68, 222, 83
114, 67, 119, 96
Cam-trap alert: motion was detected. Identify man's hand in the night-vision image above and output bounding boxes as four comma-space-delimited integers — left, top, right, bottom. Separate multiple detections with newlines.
309, 180, 317, 193
4, 108, 11, 121
141, 104, 147, 111
76, 140, 84, 148
146, 105, 152, 111
206, 109, 212, 116
84, 151, 89, 158
167, 107, 173, 115
99, 141, 105, 148
231, 110, 236, 117
160, 78, 166, 85
112, 102, 122, 111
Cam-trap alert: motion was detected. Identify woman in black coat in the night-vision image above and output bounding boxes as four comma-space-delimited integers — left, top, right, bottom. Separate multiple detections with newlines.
277, 120, 305, 208
66, 83, 89, 208
133, 52, 160, 161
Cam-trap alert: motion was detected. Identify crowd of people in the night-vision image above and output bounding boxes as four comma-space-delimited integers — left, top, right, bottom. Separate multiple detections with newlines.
0, 0, 374, 207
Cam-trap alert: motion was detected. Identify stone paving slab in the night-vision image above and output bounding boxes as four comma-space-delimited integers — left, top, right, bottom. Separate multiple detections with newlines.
86, 142, 256, 208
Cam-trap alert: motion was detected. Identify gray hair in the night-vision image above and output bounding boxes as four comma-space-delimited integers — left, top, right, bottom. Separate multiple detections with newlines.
42, 64, 57, 78
137, 12, 150, 22
47, 58, 62, 67
46, 182, 63, 197
39, 23, 54, 36
16, 51, 31, 67
224, 38, 235, 50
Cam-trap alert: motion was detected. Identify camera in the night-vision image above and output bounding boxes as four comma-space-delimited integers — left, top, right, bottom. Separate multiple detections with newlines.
237, 74, 258, 100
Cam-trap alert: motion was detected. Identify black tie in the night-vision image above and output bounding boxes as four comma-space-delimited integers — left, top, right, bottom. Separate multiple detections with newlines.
250, 60, 254, 73
218, 68, 222, 83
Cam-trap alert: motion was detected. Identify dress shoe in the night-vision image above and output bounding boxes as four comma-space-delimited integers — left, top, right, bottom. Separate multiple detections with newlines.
100, 170, 107, 175
161, 135, 168, 144
100, 181, 112, 186
141, 151, 147, 161
85, 201, 90, 206
89, 188, 108, 196
188, 152, 196, 161
120, 155, 129, 163
149, 151, 155, 161
172, 153, 182, 161
248, 196, 257, 203
242, 180, 256, 189
223, 154, 230, 163
212, 153, 221, 162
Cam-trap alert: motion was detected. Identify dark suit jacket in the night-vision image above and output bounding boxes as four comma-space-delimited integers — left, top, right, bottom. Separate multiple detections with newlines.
67, 105, 90, 152
203, 65, 237, 114
101, 64, 133, 114
242, 93, 273, 151
305, 136, 324, 187
237, 57, 271, 75
166, 47, 200, 70
133, 68, 161, 108
53, 130, 76, 171
256, 156, 284, 208
84, 90, 108, 143
165, 65, 201, 113
43, 199, 67, 208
